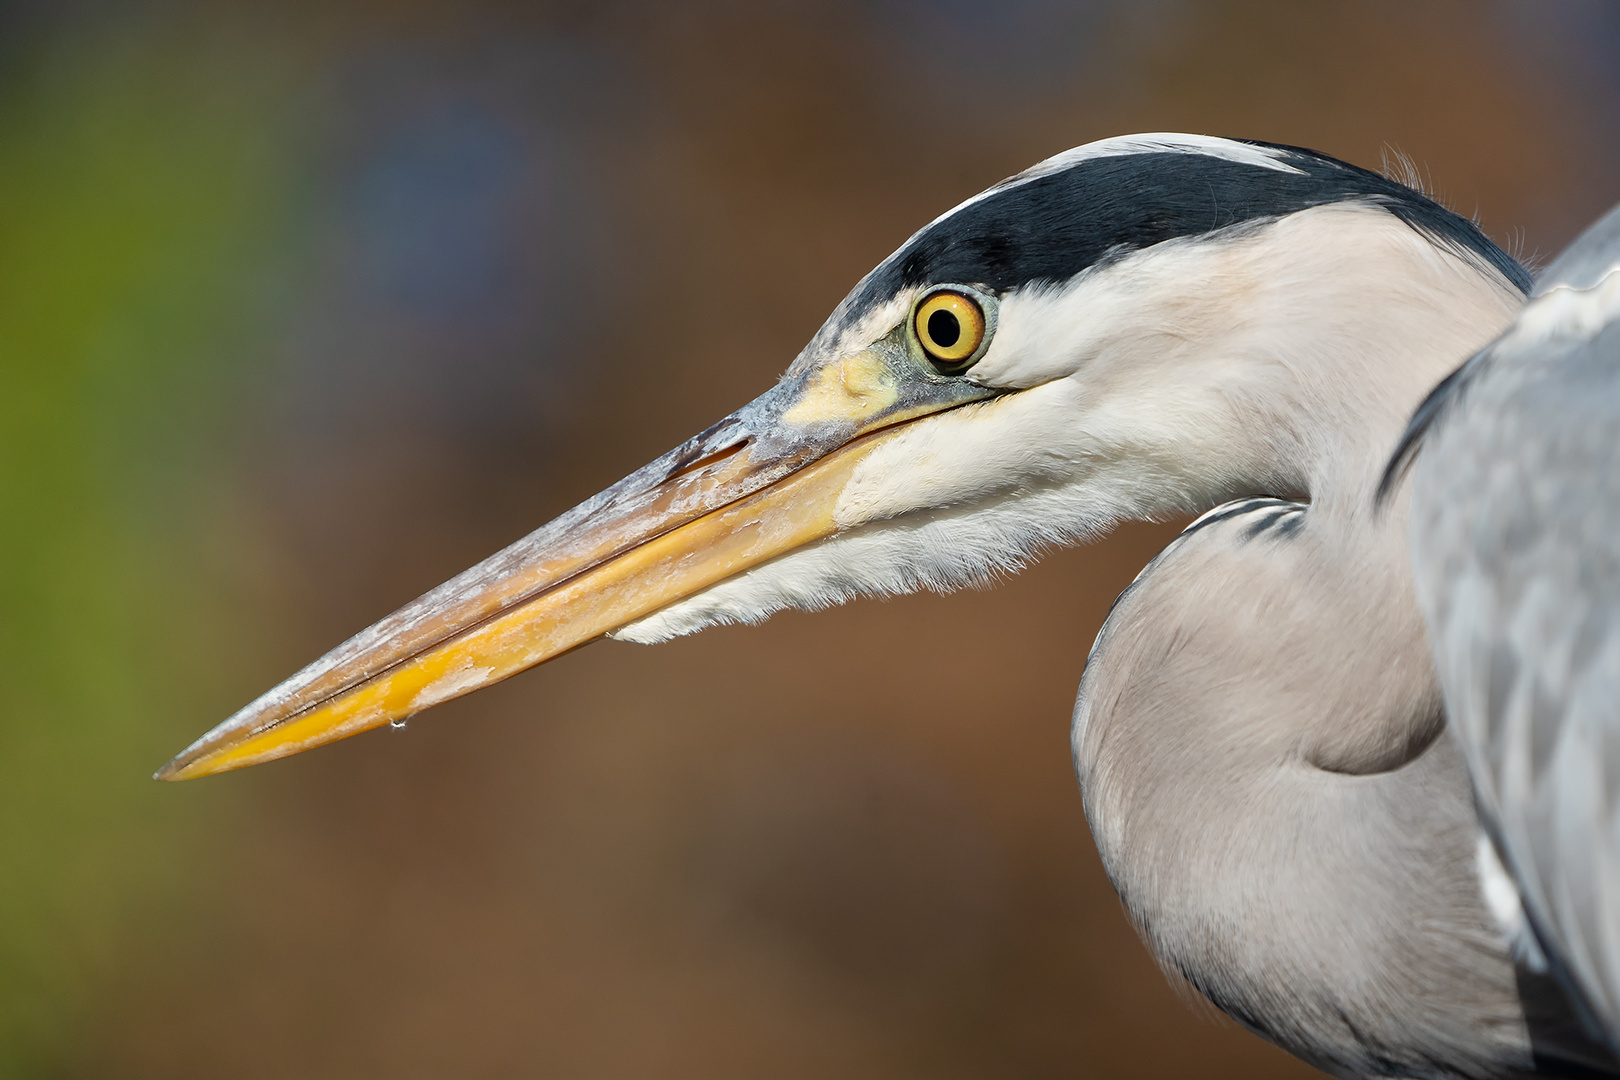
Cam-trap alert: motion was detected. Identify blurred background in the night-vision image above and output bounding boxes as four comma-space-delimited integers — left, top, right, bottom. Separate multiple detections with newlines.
1, 1, 1616, 1076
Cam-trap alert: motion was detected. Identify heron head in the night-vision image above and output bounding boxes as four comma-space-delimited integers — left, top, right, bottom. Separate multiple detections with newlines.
160, 134, 1526, 779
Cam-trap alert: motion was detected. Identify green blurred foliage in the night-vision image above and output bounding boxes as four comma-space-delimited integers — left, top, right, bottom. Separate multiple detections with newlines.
0, 23, 301, 1074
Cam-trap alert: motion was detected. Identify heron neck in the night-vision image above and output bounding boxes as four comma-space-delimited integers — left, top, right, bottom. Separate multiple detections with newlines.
1218, 251, 1522, 523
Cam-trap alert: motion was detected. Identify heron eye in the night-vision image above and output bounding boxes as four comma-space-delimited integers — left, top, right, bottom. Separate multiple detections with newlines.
915, 291, 986, 368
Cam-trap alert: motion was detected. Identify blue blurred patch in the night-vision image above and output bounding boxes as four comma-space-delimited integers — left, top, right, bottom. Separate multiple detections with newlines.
350, 100, 532, 324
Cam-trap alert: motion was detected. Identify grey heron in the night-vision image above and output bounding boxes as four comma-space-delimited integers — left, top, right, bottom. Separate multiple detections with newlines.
159, 134, 1620, 1078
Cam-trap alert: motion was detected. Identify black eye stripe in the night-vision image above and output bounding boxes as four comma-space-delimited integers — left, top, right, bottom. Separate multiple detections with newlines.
842, 144, 1529, 319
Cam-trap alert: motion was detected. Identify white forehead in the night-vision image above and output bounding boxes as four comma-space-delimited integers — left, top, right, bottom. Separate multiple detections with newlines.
809, 291, 913, 365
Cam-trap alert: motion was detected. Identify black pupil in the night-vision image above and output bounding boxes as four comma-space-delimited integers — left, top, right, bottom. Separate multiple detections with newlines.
927, 308, 962, 348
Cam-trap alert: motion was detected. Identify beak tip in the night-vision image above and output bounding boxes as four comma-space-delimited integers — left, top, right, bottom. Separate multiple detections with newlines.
154, 746, 210, 782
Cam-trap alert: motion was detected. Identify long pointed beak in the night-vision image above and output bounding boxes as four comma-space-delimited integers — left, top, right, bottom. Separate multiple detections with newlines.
160, 338, 995, 780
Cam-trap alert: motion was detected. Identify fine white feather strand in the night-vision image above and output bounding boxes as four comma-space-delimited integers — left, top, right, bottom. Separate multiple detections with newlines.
612, 475, 1132, 644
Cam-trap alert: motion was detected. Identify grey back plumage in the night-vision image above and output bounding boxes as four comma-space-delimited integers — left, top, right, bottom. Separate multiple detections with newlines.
1407, 202, 1620, 1048
1537, 204, 1620, 295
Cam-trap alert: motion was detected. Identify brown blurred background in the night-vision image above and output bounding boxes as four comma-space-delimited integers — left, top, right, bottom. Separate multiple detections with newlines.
0, 1, 1616, 1077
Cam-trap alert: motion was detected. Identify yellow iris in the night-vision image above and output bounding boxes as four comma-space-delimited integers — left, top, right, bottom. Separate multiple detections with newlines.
914, 291, 986, 367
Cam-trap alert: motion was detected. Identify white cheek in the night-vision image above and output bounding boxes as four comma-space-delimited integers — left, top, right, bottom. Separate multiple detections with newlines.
970, 236, 1248, 392
973, 274, 1111, 389
611, 377, 1211, 647
608, 479, 1117, 645
835, 379, 1086, 527
610, 385, 1095, 645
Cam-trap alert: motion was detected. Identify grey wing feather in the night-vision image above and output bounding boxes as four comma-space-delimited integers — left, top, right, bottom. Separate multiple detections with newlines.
1538, 202, 1620, 294
1380, 202, 1620, 502
1406, 201, 1620, 1047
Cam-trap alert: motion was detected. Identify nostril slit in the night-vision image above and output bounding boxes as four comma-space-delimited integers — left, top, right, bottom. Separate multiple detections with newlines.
668, 439, 750, 481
